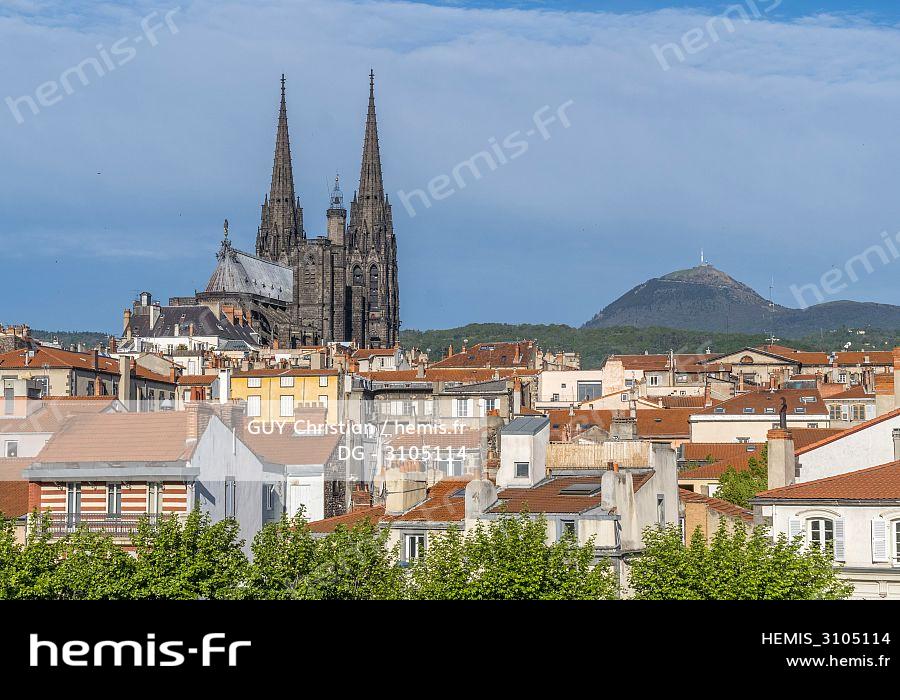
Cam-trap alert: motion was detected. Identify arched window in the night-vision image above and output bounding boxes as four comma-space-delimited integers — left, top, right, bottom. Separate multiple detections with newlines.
740, 355, 754, 364
369, 265, 379, 303
352, 266, 363, 286
808, 518, 834, 551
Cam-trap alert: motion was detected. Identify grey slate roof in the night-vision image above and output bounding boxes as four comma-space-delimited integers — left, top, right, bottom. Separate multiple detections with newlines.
501, 416, 550, 436
129, 305, 259, 345
206, 243, 293, 304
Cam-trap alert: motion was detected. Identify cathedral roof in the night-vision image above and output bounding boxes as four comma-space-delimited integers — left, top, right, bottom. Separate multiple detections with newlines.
205, 240, 294, 304
129, 304, 259, 345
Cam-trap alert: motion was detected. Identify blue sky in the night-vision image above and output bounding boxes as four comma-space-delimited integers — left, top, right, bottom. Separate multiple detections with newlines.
2, 0, 900, 333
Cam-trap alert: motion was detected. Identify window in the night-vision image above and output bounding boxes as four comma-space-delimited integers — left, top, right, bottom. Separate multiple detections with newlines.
743, 407, 755, 414
319, 375, 328, 387
264, 484, 276, 512
247, 377, 262, 388
515, 462, 529, 479
895, 522, 900, 566
714, 407, 725, 414
224, 480, 236, 519
807, 423, 819, 428
620, 394, 628, 402
66, 483, 82, 514
656, 495, 665, 526
808, 518, 834, 551
551, 393, 560, 402
107, 484, 122, 517
560, 383, 567, 389
851, 404, 867, 421
4, 440, 17, 458
764, 407, 775, 414
318, 395, 328, 410
405, 533, 426, 561
247, 395, 262, 417
839, 372, 847, 383
794, 407, 806, 414
147, 483, 162, 514
484, 398, 496, 413
649, 376, 659, 386
280, 395, 294, 417
369, 265, 379, 304
561, 520, 576, 538
280, 376, 294, 388
352, 266, 363, 286
456, 398, 469, 417
829, 404, 843, 420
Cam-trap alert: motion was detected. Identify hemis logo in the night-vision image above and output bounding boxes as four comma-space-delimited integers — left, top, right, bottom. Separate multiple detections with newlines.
30, 633, 251, 667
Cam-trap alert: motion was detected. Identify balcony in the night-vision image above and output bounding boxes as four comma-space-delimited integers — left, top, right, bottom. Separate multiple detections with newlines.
44, 513, 165, 538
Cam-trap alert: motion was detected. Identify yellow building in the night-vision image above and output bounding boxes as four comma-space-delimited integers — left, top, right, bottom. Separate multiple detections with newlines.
230, 368, 341, 424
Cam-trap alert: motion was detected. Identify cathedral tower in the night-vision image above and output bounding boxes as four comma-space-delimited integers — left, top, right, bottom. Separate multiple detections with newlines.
256, 75, 304, 263
347, 71, 399, 348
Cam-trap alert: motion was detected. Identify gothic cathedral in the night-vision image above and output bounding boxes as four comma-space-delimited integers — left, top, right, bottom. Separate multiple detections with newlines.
199, 72, 399, 349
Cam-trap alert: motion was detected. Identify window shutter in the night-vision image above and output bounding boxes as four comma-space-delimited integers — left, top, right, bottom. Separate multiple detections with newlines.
451, 399, 458, 418
833, 518, 846, 562
872, 519, 889, 563
788, 518, 802, 541
478, 398, 486, 416
467, 399, 474, 416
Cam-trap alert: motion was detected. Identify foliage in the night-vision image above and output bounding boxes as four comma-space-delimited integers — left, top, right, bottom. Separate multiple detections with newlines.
716, 445, 768, 508
629, 522, 853, 600
130, 510, 248, 600
310, 519, 405, 600
244, 511, 317, 600
409, 513, 618, 600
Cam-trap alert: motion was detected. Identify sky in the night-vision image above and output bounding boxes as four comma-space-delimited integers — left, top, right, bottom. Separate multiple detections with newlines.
2, 1, 900, 334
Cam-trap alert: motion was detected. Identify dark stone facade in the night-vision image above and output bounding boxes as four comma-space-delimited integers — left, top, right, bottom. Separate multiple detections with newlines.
195, 73, 399, 349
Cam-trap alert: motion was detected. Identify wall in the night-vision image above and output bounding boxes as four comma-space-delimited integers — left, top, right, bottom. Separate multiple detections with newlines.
231, 372, 340, 423
798, 413, 900, 482
690, 415, 829, 443
770, 501, 900, 599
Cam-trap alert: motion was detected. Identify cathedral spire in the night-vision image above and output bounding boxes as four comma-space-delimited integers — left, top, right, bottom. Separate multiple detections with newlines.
256, 74, 303, 260
357, 69, 384, 208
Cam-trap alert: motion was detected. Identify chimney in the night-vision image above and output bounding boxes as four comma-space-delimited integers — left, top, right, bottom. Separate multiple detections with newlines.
185, 401, 213, 446
108, 336, 117, 354
123, 309, 132, 340
218, 368, 231, 403
893, 428, 900, 462
464, 477, 498, 521
92, 349, 99, 370
513, 376, 522, 414
383, 468, 427, 515
447, 343, 454, 359
416, 359, 426, 379
118, 355, 132, 409
610, 410, 637, 441
767, 428, 796, 489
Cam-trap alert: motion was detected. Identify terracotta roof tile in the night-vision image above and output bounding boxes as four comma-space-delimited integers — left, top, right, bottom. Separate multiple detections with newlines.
177, 374, 218, 386
429, 341, 536, 369
679, 488, 753, 522
548, 408, 693, 441
0, 346, 119, 374
489, 474, 651, 515
755, 460, 900, 500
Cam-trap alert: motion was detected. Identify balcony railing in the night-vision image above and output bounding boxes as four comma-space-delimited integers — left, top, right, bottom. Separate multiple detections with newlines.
44, 513, 164, 538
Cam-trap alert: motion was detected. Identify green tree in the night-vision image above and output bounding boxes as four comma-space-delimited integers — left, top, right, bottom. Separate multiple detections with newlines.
50, 526, 136, 600
409, 513, 618, 600
716, 446, 768, 508
130, 510, 248, 600
311, 519, 405, 600
244, 511, 318, 599
629, 522, 853, 600
3, 513, 58, 600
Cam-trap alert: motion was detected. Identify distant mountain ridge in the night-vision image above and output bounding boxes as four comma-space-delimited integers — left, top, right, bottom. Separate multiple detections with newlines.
583, 264, 900, 335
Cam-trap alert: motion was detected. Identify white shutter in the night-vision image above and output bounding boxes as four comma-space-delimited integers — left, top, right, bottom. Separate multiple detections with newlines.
478, 398, 486, 417
833, 518, 846, 562
467, 399, 474, 417
872, 519, 889, 563
788, 518, 802, 541
451, 399, 458, 418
